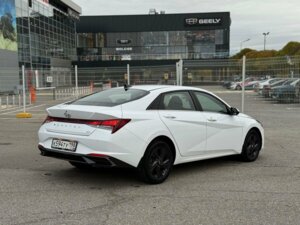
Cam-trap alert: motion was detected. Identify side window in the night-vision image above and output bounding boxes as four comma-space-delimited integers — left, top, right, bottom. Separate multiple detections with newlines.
161, 91, 195, 111
194, 92, 228, 114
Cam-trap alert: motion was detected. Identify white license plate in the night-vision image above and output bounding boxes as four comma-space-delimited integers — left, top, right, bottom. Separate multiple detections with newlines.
51, 139, 77, 152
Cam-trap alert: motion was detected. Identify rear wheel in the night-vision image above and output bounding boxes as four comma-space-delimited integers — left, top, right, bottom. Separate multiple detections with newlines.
138, 141, 174, 184
236, 85, 242, 90
240, 130, 262, 162
69, 161, 93, 170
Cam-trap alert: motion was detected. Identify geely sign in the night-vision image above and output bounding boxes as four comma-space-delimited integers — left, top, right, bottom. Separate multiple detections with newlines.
185, 18, 198, 25
185, 18, 222, 26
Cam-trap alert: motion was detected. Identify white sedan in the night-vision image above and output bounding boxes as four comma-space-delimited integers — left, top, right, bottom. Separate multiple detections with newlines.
38, 85, 264, 184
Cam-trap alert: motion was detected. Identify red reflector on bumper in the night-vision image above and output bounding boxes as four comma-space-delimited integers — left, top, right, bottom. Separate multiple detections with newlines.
88, 153, 107, 158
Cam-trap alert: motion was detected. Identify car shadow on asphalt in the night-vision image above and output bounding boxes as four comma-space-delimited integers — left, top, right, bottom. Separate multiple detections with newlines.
48, 155, 242, 187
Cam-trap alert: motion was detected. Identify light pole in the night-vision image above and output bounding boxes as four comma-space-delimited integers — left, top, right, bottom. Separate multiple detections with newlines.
263, 32, 270, 51
240, 38, 251, 51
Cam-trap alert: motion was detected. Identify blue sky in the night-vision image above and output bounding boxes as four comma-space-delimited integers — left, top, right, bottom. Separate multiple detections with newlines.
73, 0, 300, 54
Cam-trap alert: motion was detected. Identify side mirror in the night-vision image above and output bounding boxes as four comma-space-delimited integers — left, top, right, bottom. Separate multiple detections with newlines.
230, 107, 239, 115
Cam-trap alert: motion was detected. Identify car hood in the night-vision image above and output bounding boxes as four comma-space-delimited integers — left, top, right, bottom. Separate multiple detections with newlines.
237, 113, 253, 119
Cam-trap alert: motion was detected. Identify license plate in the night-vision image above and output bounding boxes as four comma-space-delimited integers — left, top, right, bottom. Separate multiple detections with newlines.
51, 139, 77, 152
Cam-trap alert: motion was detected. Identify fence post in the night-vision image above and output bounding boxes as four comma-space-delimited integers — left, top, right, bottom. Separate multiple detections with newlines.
53, 88, 56, 100
75, 65, 78, 98
176, 62, 179, 85
176, 59, 183, 86
22, 65, 26, 112
127, 64, 130, 85
12, 95, 15, 107
242, 55, 246, 113
16, 65, 32, 118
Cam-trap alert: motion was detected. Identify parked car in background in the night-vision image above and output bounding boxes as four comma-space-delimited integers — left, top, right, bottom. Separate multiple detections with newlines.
222, 75, 241, 89
254, 78, 283, 94
230, 77, 256, 90
262, 79, 288, 98
271, 79, 300, 103
244, 80, 261, 90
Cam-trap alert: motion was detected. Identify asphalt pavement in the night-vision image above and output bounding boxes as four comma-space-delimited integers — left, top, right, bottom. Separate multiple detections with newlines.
0, 88, 299, 225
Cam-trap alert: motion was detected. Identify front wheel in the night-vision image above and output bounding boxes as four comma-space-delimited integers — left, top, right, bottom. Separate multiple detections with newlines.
236, 85, 242, 90
240, 130, 262, 162
138, 141, 174, 184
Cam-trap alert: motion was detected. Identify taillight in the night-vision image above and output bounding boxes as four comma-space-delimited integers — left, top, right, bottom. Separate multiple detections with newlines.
88, 119, 131, 133
42, 116, 130, 134
43, 116, 54, 124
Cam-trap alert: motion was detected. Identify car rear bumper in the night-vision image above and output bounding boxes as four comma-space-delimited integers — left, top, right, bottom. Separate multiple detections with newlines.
38, 123, 147, 167
38, 145, 133, 168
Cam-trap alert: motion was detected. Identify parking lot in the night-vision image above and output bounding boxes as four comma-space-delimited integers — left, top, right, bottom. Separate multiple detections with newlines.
0, 87, 299, 225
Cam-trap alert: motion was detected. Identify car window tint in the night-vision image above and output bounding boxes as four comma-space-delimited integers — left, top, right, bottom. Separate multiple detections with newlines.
194, 92, 228, 114
70, 88, 149, 107
162, 92, 195, 111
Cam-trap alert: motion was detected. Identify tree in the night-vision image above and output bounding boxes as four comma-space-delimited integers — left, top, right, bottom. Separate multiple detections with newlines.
277, 42, 300, 56
231, 41, 300, 59
231, 48, 254, 59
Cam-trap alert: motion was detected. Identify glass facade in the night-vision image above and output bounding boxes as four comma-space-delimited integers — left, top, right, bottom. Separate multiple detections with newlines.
77, 29, 229, 62
15, 0, 78, 86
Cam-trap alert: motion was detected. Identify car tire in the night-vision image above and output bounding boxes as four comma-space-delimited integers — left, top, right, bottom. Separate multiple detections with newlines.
138, 140, 174, 184
69, 161, 93, 170
236, 85, 242, 90
240, 129, 262, 162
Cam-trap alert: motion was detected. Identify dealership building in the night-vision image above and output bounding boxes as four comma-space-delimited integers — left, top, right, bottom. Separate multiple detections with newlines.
75, 12, 231, 84
0, 3, 230, 91
76, 12, 230, 65
0, 0, 81, 92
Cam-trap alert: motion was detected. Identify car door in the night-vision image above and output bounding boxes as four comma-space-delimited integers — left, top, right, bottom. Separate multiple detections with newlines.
158, 91, 207, 157
192, 91, 244, 154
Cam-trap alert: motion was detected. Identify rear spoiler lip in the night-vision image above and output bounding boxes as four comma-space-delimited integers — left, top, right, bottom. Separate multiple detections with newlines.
46, 105, 122, 121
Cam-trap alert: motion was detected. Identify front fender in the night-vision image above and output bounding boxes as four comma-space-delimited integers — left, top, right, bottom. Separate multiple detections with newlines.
243, 123, 264, 151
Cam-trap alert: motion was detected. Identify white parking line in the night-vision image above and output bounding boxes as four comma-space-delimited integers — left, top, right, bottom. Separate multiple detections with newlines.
0, 104, 46, 115
0, 105, 23, 112
287, 107, 300, 110
0, 117, 45, 120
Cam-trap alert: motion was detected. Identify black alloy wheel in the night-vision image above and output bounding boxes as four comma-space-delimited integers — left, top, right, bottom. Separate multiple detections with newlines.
138, 141, 174, 184
241, 130, 262, 162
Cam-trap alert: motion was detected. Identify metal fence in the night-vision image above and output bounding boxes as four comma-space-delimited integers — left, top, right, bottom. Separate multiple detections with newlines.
0, 55, 299, 112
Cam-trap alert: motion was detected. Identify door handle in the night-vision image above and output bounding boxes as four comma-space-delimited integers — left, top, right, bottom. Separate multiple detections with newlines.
164, 115, 176, 119
207, 118, 217, 122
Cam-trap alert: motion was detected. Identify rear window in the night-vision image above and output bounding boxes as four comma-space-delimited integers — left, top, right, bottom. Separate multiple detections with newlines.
70, 88, 149, 107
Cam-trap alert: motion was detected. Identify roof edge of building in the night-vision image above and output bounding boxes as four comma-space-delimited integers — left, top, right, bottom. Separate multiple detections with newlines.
80, 11, 230, 18
60, 0, 81, 13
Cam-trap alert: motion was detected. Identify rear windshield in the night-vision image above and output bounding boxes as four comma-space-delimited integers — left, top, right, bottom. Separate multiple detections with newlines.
70, 88, 149, 107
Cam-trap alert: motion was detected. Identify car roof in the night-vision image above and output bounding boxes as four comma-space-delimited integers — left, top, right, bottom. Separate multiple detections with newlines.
121, 85, 206, 92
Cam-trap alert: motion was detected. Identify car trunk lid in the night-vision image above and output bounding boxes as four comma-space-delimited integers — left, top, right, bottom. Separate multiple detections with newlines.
45, 104, 122, 136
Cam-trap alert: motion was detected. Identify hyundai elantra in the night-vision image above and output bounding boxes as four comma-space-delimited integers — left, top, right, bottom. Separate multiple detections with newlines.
38, 85, 264, 184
